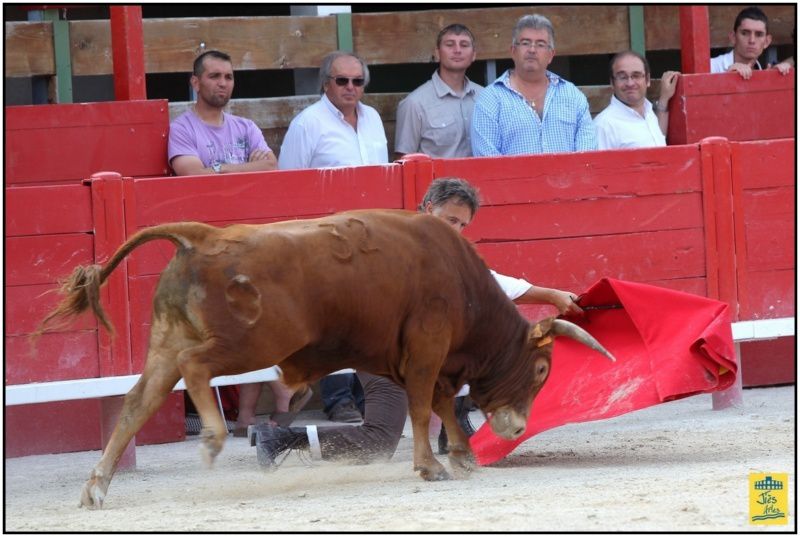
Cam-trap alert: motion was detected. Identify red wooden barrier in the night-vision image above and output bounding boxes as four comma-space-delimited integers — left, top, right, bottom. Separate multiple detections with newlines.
5, 181, 102, 457
668, 71, 795, 145
4, 100, 170, 185
730, 138, 796, 386
4, 101, 177, 458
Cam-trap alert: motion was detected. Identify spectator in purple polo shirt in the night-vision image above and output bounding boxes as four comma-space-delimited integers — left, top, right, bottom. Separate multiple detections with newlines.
168, 50, 277, 175
168, 50, 295, 437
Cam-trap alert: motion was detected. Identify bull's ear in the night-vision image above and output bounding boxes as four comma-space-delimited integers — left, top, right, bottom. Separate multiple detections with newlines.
527, 317, 556, 348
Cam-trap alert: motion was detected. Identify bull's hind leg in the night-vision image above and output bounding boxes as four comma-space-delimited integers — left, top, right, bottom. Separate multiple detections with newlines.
80, 351, 181, 509
176, 339, 238, 467
432, 389, 475, 477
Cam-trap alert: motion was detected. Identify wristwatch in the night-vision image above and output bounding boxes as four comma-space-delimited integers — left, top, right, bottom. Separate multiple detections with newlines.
653, 101, 668, 113
212, 162, 222, 174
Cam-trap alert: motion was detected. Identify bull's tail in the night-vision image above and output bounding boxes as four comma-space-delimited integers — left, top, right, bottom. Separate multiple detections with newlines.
36, 222, 217, 336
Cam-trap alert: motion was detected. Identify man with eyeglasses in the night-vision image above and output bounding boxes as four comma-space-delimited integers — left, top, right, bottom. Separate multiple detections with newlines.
394, 23, 483, 159
278, 51, 388, 170
593, 50, 679, 150
710, 6, 773, 80
471, 14, 596, 156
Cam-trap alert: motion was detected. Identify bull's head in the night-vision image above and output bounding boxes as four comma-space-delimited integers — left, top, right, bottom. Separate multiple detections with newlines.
484, 318, 615, 440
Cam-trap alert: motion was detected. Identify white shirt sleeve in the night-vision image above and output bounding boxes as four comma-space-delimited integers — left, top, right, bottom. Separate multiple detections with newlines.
593, 111, 614, 150
278, 116, 314, 170
490, 270, 532, 301
710, 52, 731, 74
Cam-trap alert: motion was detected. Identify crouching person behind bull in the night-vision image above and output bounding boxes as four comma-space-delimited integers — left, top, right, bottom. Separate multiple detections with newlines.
249, 177, 585, 468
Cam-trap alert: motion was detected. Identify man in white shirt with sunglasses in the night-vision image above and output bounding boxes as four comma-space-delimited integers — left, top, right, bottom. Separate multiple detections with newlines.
279, 51, 388, 170
279, 50, 389, 424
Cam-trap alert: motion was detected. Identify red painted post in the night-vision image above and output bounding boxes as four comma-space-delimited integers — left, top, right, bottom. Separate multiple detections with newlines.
679, 6, 711, 74
110, 5, 147, 100
398, 153, 433, 210
88, 172, 131, 377
89, 171, 137, 469
705, 138, 737, 315
699, 137, 743, 409
727, 143, 751, 321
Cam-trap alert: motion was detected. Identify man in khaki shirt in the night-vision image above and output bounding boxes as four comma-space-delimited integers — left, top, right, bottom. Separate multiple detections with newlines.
394, 24, 483, 159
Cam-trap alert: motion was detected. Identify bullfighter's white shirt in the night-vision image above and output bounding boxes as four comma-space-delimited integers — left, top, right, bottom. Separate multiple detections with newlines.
491, 270, 532, 301
593, 94, 665, 150
278, 94, 388, 170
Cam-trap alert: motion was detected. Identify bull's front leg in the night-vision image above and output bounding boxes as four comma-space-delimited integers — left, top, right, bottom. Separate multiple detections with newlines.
405, 370, 450, 481
407, 398, 450, 481
432, 389, 475, 477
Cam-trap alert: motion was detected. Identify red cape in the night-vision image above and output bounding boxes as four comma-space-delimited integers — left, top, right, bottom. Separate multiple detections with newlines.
470, 278, 737, 466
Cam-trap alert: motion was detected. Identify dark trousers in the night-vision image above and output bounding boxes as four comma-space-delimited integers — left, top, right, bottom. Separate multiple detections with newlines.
317, 372, 408, 462
320, 373, 364, 415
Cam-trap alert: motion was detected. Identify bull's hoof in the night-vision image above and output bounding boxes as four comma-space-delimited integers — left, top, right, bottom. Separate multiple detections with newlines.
79, 478, 107, 509
415, 464, 451, 481
199, 427, 224, 468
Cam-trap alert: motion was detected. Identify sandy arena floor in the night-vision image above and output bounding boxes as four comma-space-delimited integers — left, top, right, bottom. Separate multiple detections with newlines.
4, 385, 795, 532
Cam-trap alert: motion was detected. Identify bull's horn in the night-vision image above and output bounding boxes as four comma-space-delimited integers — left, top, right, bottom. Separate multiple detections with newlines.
551, 319, 616, 362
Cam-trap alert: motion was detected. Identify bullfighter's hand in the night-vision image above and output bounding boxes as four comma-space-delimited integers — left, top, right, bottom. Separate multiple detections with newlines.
553, 290, 584, 318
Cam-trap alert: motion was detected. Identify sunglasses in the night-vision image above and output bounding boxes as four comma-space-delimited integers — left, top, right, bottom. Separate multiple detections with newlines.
328, 76, 366, 87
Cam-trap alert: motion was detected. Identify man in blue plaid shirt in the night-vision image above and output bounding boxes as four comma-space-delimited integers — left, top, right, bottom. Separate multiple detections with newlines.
471, 14, 597, 156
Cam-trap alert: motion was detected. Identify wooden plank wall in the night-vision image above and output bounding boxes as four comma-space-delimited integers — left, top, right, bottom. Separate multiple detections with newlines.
5, 5, 795, 77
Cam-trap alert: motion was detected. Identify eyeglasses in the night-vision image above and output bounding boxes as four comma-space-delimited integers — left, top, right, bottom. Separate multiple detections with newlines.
328, 76, 366, 87
612, 72, 647, 82
514, 39, 552, 51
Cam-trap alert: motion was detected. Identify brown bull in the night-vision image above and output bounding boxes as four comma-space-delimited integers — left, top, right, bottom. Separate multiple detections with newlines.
39, 209, 614, 509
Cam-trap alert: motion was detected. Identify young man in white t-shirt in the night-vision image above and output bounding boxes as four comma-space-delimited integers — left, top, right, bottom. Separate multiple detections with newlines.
710, 6, 772, 80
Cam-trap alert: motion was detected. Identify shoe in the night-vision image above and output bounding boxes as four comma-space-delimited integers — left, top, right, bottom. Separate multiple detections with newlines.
270, 387, 314, 428
327, 401, 363, 423
248, 424, 308, 468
